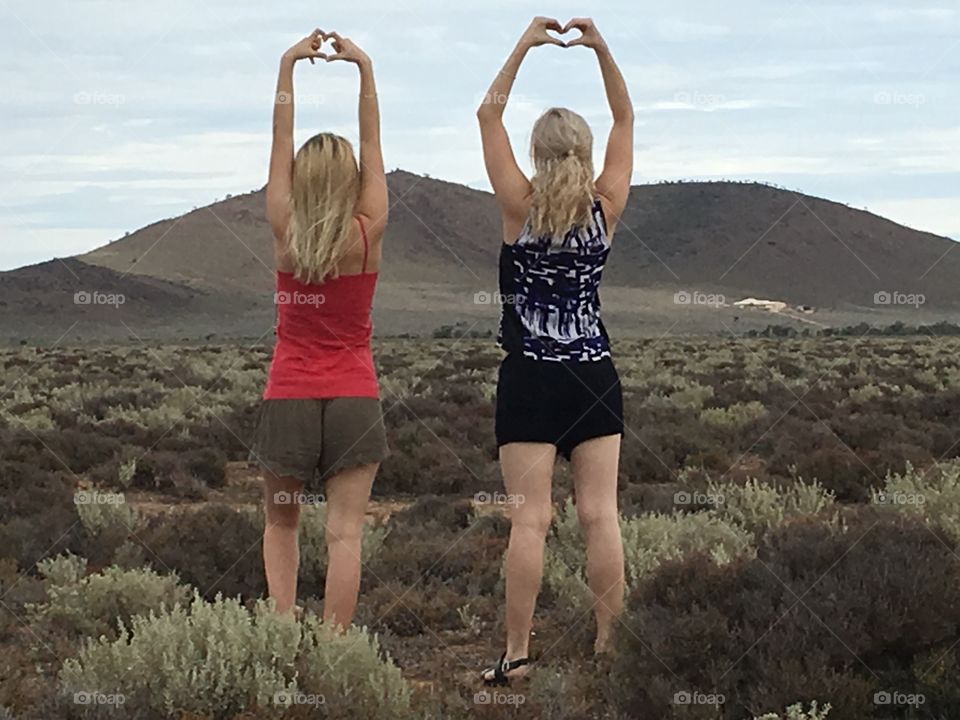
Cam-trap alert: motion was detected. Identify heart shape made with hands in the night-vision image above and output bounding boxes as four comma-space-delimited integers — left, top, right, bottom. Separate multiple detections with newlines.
545, 20, 589, 47
306, 30, 348, 62
314, 31, 338, 56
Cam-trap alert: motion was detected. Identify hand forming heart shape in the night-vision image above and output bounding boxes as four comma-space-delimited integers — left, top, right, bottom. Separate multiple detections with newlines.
532, 16, 604, 50
314, 29, 371, 66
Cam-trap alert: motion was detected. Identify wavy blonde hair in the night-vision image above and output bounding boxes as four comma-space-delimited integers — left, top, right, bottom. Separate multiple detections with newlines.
286, 133, 361, 284
528, 108, 596, 239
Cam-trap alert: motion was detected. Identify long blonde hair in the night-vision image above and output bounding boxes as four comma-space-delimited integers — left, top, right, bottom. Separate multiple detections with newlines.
286, 133, 361, 284
528, 108, 596, 238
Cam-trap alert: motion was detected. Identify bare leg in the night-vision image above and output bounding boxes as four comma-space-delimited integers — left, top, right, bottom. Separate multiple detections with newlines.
263, 474, 304, 616
483, 442, 556, 681
571, 434, 624, 654
322, 462, 377, 629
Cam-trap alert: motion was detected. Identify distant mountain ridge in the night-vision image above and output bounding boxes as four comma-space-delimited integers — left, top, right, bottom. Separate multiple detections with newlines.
2, 170, 958, 342
78, 171, 960, 308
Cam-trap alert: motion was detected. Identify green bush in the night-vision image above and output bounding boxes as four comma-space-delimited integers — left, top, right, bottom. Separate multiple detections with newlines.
137, 504, 263, 598
708, 476, 836, 536
700, 400, 767, 430
543, 500, 753, 611
75, 491, 139, 535
872, 460, 960, 541
29, 555, 190, 638
59, 593, 411, 719
613, 511, 960, 718
754, 701, 832, 720
0, 462, 79, 568
137, 503, 386, 602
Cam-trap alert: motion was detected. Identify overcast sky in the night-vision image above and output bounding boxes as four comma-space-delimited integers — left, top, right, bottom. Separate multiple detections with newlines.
1, 0, 957, 271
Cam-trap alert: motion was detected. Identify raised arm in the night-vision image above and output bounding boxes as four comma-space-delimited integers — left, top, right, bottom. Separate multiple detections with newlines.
326, 33, 388, 240
567, 19, 635, 222
476, 18, 565, 227
266, 30, 325, 243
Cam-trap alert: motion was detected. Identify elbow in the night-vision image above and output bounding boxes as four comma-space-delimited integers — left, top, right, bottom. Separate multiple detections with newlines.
476, 102, 502, 124
614, 107, 635, 125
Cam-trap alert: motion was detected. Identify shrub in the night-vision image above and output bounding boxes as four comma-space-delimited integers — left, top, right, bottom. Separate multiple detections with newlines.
0, 463, 79, 568
358, 581, 464, 637
872, 460, 960, 541
38, 553, 88, 587
137, 504, 264, 599
59, 594, 411, 719
700, 400, 767, 430
612, 511, 960, 718
754, 701, 832, 720
29, 555, 190, 638
295, 614, 411, 717
366, 503, 505, 594
708, 476, 836, 536
182, 447, 227, 488
543, 501, 753, 612
75, 491, 139, 537
74, 490, 141, 566
138, 503, 387, 602
129, 449, 220, 497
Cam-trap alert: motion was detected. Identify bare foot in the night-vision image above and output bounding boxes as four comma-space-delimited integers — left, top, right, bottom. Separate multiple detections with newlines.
594, 634, 615, 655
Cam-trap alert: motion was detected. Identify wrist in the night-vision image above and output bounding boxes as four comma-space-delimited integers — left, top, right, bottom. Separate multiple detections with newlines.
514, 37, 533, 54
281, 51, 298, 65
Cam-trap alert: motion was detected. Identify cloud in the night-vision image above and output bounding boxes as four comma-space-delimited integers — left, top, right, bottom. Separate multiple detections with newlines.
655, 18, 732, 41
0, 0, 957, 270
867, 198, 960, 240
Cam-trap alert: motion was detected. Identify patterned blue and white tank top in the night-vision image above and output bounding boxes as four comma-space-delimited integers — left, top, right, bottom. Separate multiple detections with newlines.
497, 199, 611, 362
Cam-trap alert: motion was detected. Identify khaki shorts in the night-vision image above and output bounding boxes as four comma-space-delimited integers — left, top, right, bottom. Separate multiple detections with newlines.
250, 398, 389, 485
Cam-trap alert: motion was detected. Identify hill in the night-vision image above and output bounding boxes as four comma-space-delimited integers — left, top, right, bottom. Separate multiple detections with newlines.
2, 171, 958, 342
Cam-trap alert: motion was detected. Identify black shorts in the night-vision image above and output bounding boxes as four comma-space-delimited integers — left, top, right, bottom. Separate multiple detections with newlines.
495, 353, 624, 460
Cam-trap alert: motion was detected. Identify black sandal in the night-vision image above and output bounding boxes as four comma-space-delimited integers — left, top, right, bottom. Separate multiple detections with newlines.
481, 653, 531, 686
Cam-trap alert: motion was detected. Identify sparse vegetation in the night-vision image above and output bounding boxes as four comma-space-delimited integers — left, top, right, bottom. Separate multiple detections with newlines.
1, 337, 959, 718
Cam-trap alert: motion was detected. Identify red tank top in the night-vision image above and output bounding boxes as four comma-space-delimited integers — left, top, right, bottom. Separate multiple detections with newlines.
263, 219, 379, 400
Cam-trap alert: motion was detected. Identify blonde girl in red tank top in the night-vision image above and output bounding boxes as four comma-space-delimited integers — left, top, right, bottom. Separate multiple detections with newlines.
251, 29, 389, 627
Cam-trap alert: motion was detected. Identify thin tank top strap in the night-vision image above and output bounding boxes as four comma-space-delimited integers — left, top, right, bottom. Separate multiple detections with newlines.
356, 216, 370, 274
